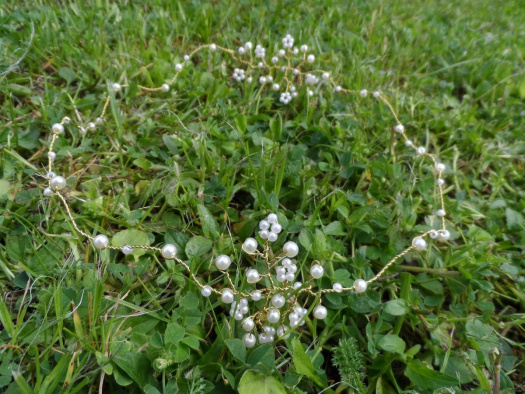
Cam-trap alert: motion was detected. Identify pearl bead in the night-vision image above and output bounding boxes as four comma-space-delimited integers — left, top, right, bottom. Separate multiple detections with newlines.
429, 230, 439, 239
175, 63, 183, 72
79, 127, 87, 135
259, 220, 270, 230
416, 147, 426, 155
292, 91, 298, 97
96, 117, 104, 124
438, 229, 450, 241
276, 274, 286, 282
238, 47, 245, 54
412, 237, 427, 251
333, 282, 343, 292
43, 187, 54, 197
307, 54, 315, 63
267, 76, 273, 82
93, 234, 109, 250
122, 246, 133, 255
201, 286, 212, 297
243, 333, 256, 348
161, 84, 170, 92
215, 254, 231, 270
209, 44, 216, 51
234, 311, 244, 321
285, 272, 295, 282
221, 289, 234, 304
360, 89, 368, 97
288, 263, 297, 274
310, 264, 324, 279
240, 298, 248, 306
267, 232, 278, 242
437, 178, 445, 186
271, 294, 285, 308
322, 72, 329, 80
244, 42, 253, 50
405, 140, 413, 147
242, 317, 255, 331
184, 54, 190, 61
272, 83, 280, 91
243, 238, 258, 254
289, 312, 299, 323
258, 62, 263, 68
267, 308, 280, 323
259, 76, 266, 84
246, 268, 260, 284
277, 325, 290, 339
46, 171, 56, 179
292, 47, 299, 54
52, 123, 64, 134
354, 279, 367, 293
335, 86, 341, 92
301, 45, 308, 52
394, 124, 404, 133
308, 89, 314, 96
271, 56, 278, 63
50, 176, 67, 191
276, 266, 286, 276
293, 281, 302, 290
282, 258, 292, 268
112, 83, 122, 92
271, 223, 282, 234
247, 77, 253, 83
436, 163, 446, 172
63, 117, 71, 124
313, 305, 327, 319
436, 209, 446, 217
278, 49, 285, 57
259, 230, 269, 239
251, 290, 262, 301
87, 122, 96, 131
372, 91, 380, 98
283, 241, 299, 257
158, 244, 176, 259
48, 152, 56, 161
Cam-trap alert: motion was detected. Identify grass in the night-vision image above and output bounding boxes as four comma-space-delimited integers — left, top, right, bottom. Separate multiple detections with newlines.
1, 0, 524, 392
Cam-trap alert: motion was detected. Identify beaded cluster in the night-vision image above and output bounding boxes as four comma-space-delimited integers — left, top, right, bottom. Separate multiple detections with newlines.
41, 35, 451, 349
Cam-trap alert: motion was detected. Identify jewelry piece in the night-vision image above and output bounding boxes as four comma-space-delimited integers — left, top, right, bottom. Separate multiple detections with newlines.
40, 35, 451, 348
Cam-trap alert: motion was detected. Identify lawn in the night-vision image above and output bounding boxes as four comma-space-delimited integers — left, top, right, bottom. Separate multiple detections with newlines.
1, 0, 524, 393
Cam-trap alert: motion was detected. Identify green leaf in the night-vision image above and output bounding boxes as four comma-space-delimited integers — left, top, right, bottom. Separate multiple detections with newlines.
197, 204, 219, 239
113, 352, 152, 388
377, 334, 406, 354
292, 338, 324, 386
247, 343, 274, 370
267, 192, 279, 212
185, 236, 213, 258
405, 360, 457, 390
179, 292, 199, 309
225, 338, 247, 363
58, 67, 76, 84
323, 221, 346, 236
165, 322, 185, 345
112, 229, 150, 256
133, 157, 152, 170
383, 299, 409, 316
465, 319, 499, 350
236, 113, 247, 134
270, 115, 282, 141
238, 370, 287, 394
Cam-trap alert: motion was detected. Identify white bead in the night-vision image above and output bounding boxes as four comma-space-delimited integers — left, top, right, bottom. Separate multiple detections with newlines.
238, 47, 245, 54
242, 317, 255, 331
244, 42, 253, 50
272, 83, 280, 91
272, 223, 283, 234
87, 122, 96, 131
258, 333, 269, 344
46, 171, 56, 179
412, 237, 427, 251
267, 232, 278, 242
50, 176, 67, 190
313, 305, 327, 319
93, 234, 109, 250
251, 290, 262, 301
175, 63, 183, 72
240, 298, 248, 306
161, 244, 177, 259
96, 117, 104, 124
258, 62, 263, 68
209, 44, 216, 51
322, 72, 329, 80
293, 281, 302, 290
293, 69, 299, 75
278, 49, 285, 57
259, 220, 270, 230
360, 89, 368, 97
241, 305, 249, 314
354, 279, 368, 293
405, 140, 413, 147
307, 54, 315, 63
437, 178, 445, 186
417, 147, 426, 155
271, 56, 278, 63
267, 76, 273, 82
333, 282, 343, 292
215, 254, 231, 270
267, 213, 278, 224
112, 83, 122, 92
285, 272, 295, 282
63, 117, 71, 124
300, 44, 308, 52
394, 124, 404, 133
221, 289, 234, 304
243, 238, 258, 254
122, 246, 133, 255
292, 91, 298, 97
282, 258, 292, 268
267, 308, 280, 323
288, 263, 297, 274
288, 312, 299, 323
48, 151, 56, 161
292, 47, 299, 54
43, 187, 54, 197
243, 333, 256, 348
429, 230, 439, 239
201, 286, 212, 297
276, 274, 286, 282
436, 163, 446, 172
184, 54, 190, 61
246, 268, 260, 284
247, 77, 253, 83
161, 84, 170, 92
372, 91, 380, 98
283, 241, 299, 257
276, 266, 286, 276
78, 127, 87, 135
436, 209, 446, 217
259, 76, 266, 84
335, 86, 342, 92
259, 230, 269, 239
234, 311, 244, 321
307, 90, 313, 96
310, 264, 324, 279
277, 325, 290, 339
52, 123, 64, 134
438, 229, 450, 241
271, 294, 285, 308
